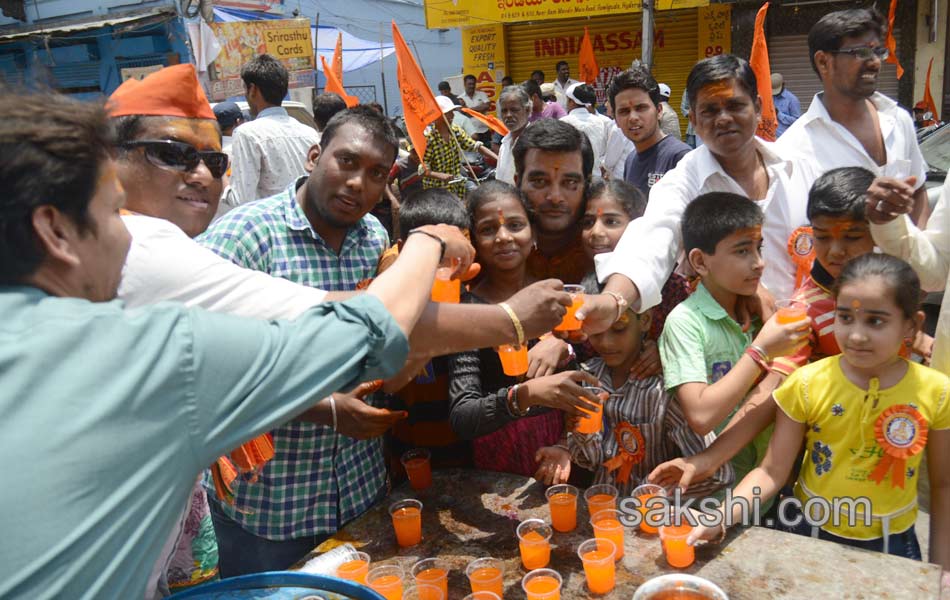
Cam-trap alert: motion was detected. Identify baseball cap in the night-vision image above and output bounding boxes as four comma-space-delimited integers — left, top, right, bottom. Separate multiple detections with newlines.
540, 82, 556, 97
213, 101, 243, 129
657, 83, 671, 99
565, 82, 595, 107
436, 95, 460, 114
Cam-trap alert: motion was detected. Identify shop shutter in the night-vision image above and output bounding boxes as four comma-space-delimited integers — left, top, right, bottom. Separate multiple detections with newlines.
506, 9, 698, 132
768, 31, 901, 113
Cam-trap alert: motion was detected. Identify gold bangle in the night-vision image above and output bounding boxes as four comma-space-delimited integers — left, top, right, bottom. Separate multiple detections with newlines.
498, 302, 525, 347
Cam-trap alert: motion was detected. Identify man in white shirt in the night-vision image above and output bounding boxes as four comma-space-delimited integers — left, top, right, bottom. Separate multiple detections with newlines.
495, 85, 531, 185
560, 82, 613, 182
583, 55, 814, 330
459, 73, 492, 144
228, 54, 319, 206
776, 8, 927, 223
553, 60, 581, 110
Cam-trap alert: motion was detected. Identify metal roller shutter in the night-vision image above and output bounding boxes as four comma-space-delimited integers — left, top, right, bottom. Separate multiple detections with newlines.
768, 31, 901, 112
506, 9, 698, 132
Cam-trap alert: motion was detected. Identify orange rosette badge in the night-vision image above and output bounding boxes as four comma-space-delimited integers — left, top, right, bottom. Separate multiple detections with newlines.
868, 405, 928, 489
602, 422, 646, 485
787, 226, 815, 289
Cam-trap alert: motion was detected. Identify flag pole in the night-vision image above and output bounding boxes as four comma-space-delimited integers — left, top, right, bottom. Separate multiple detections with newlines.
440, 112, 480, 181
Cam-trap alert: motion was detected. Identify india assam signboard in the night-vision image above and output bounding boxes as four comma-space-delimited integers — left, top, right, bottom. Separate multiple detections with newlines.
424, 0, 708, 29
208, 18, 315, 101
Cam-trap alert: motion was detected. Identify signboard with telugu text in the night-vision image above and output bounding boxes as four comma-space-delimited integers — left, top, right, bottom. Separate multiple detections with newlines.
207, 18, 314, 101
425, 0, 708, 29
697, 4, 731, 60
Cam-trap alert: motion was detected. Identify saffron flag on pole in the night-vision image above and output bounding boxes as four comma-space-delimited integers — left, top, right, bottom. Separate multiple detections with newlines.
578, 27, 599, 85
884, 0, 904, 79
749, 2, 777, 141
332, 31, 344, 84
392, 20, 441, 160
320, 56, 358, 107
461, 107, 509, 136
922, 57, 940, 122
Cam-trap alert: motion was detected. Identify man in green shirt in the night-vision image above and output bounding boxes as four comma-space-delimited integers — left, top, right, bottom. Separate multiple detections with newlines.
0, 88, 474, 599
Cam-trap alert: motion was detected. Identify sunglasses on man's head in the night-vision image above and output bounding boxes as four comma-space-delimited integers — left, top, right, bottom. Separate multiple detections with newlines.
830, 45, 889, 61
121, 140, 229, 179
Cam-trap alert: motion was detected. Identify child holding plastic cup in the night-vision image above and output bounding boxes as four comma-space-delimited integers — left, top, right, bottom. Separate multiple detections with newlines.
448, 181, 601, 477
533, 272, 733, 497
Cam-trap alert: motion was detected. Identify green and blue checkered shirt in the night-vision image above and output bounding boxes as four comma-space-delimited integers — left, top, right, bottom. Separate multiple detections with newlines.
198, 177, 390, 540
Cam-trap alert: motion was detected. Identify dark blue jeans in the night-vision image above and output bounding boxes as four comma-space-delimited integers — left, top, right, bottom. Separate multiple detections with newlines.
781, 503, 921, 560
209, 499, 331, 578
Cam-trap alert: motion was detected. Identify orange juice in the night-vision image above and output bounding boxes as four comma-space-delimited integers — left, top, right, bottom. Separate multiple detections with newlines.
524, 575, 561, 600
574, 400, 603, 434
554, 286, 584, 331
401, 449, 432, 490
415, 568, 448, 600
637, 494, 660, 534
591, 511, 625, 559
497, 344, 529, 376
390, 499, 423, 547
580, 545, 616, 594
660, 523, 695, 568
468, 567, 503, 595
586, 493, 616, 515
369, 574, 404, 600
336, 558, 370, 584
430, 275, 460, 303
518, 530, 551, 569
546, 492, 577, 532
775, 300, 807, 324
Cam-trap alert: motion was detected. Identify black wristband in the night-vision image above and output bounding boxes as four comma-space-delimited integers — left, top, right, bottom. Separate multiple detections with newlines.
407, 228, 446, 262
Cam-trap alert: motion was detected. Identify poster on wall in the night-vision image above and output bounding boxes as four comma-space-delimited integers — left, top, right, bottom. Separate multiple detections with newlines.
207, 18, 314, 101
461, 24, 507, 111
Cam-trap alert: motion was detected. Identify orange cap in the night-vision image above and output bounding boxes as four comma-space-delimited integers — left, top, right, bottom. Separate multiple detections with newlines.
109, 64, 215, 120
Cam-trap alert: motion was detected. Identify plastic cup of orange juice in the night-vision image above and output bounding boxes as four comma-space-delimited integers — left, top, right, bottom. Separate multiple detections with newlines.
775, 299, 807, 325
554, 284, 585, 331
516, 519, 553, 570
401, 448, 432, 491
367, 564, 405, 600
411, 558, 449, 600
462, 593, 501, 600
660, 522, 696, 568
390, 498, 423, 547
590, 508, 626, 559
521, 568, 562, 600
545, 483, 578, 532
574, 386, 606, 434
403, 583, 443, 600
632, 483, 667, 535
497, 344, 529, 376
431, 266, 461, 303
584, 483, 618, 516
335, 550, 371, 584
578, 538, 616, 594
466, 557, 504, 597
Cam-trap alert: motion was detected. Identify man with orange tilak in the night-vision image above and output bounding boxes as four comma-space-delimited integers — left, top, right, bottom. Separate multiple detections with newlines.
583, 55, 816, 336
109, 65, 571, 584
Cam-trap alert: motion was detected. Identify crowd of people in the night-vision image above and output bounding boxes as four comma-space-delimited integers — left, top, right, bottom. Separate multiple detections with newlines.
1, 5, 948, 598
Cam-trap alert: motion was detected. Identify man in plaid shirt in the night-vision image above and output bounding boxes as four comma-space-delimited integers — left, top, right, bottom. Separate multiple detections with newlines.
198, 106, 399, 575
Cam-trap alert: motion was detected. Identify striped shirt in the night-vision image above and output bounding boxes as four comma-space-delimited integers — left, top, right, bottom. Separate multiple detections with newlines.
772, 264, 837, 377
569, 357, 733, 499
197, 177, 390, 540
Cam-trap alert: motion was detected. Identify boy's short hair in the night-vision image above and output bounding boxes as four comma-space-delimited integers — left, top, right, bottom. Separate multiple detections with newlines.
241, 54, 288, 105
686, 54, 758, 109
587, 179, 647, 220
682, 192, 763, 255
398, 188, 470, 235
512, 118, 594, 182
312, 93, 347, 130
807, 166, 874, 222
808, 8, 885, 76
607, 67, 661, 111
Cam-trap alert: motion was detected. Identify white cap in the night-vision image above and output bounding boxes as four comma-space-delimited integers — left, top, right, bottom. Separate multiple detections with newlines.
658, 83, 671, 98
565, 82, 592, 107
435, 95, 459, 114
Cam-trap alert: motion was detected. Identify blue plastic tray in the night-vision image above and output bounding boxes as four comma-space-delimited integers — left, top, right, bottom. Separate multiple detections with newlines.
168, 572, 385, 600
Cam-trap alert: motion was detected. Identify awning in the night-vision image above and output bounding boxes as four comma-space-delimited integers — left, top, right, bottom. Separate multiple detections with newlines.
0, 5, 176, 42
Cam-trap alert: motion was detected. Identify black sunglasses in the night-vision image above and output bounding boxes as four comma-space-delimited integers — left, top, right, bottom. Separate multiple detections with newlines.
121, 140, 229, 179
830, 45, 889, 61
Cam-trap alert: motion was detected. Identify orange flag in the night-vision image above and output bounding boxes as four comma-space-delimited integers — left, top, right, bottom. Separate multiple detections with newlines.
578, 27, 599, 85
461, 107, 509, 136
392, 21, 442, 160
332, 31, 344, 84
749, 3, 777, 141
922, 57, 940, 123
884, 0, 904, 79
320, 55, 358, 107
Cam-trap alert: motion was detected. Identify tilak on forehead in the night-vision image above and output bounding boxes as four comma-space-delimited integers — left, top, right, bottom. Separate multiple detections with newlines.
699, 81, 735, 103
108, 64, 215, 120
497, 208, 505, 225
827, 220, 864, 239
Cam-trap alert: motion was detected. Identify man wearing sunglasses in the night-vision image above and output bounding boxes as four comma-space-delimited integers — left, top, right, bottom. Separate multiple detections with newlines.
776, 8, 928, 225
